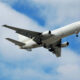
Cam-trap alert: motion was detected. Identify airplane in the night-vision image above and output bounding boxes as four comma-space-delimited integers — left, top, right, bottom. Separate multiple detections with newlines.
2, 21, 80, 57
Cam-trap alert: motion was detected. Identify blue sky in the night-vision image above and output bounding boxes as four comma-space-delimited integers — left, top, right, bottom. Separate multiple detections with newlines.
12, 0, 46, 26
0, 0, 80, 80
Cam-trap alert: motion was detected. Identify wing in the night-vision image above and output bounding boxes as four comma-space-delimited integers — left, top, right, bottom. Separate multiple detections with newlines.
3, 25, 41, 39
6, 38, 25, 46
3, 25, 56, 45
52, 47, 61, 57
44, 39, 61, 57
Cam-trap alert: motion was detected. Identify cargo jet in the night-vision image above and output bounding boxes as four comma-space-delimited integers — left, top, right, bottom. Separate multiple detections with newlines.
2, 21, 80, 57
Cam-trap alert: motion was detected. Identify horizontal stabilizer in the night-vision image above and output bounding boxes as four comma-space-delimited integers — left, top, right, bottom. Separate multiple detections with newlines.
6, 38, 25, 46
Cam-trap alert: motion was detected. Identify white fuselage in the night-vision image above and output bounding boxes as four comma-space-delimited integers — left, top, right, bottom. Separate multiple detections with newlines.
23, 21, 80, 49
52, 21, 80, 38
22, 39, 40, 49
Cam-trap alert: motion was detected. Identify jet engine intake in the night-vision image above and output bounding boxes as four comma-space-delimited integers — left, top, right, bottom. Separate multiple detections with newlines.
60, 42, 69, 47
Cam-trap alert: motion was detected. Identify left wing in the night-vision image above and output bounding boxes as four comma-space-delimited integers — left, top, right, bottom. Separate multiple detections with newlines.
44, 39, 61, 57
52, 46, 61, 57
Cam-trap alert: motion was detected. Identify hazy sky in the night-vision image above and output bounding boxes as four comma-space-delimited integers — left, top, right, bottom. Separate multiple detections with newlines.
0, 0, 80, 80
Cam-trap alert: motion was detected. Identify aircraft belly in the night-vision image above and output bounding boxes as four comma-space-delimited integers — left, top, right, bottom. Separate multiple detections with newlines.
23, 40, 40, 49
42, 36, 58, 45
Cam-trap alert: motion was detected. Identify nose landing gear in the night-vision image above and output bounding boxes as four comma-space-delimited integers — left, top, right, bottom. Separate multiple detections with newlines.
75, 31, 79, 37
76, 34, 79, 37
76, 33, 79, 37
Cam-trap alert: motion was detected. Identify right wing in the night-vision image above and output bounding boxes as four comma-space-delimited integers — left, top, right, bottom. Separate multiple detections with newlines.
3, 25, 41, 39
3, 25, 43, 44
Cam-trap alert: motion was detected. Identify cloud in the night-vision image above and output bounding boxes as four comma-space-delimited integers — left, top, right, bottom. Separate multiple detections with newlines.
56, 49, 80, 80
0, 0, 18, 5
1, 0, 80, 28
0, 48, 80, 80
29, 0, 80, 28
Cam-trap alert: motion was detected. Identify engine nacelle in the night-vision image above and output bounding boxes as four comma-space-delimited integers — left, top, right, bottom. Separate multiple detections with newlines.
42, 30, 51, 36
61, 42, 69, 47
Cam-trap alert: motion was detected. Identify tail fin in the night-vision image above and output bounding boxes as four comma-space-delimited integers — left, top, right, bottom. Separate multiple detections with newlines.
6, 38, 25, 46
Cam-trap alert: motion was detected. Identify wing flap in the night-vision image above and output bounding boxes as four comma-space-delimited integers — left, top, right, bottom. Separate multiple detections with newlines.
6, 38, 25, 46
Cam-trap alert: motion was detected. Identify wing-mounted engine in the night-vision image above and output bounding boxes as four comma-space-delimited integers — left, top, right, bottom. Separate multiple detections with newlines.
33, 31, 52, 45
60, 42, 69, 47
42, 30, 51, 36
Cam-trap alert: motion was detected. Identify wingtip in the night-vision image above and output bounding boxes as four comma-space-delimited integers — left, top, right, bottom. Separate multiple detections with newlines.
5, 38, 10, 40
2, 25, 17, 30
3, 24, 8, 27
